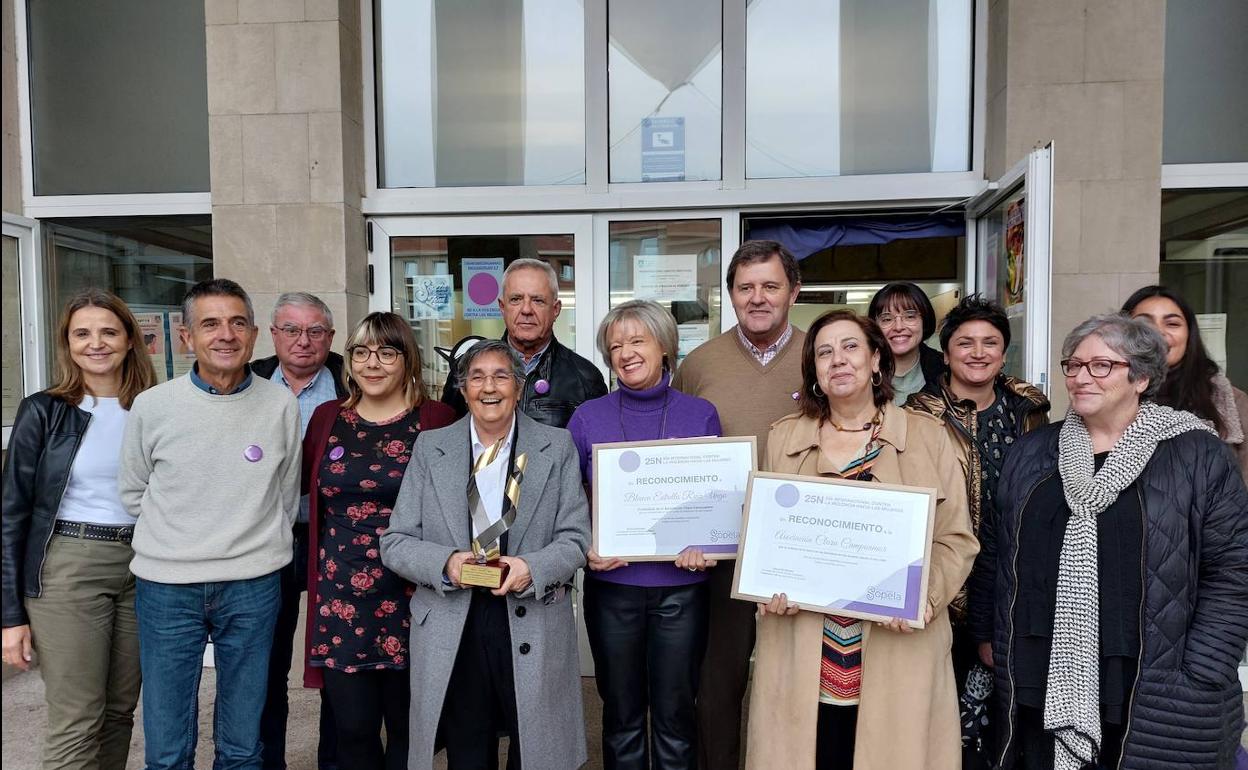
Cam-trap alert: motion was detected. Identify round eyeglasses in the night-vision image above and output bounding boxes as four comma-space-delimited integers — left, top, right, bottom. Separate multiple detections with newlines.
349, 346, 401, 365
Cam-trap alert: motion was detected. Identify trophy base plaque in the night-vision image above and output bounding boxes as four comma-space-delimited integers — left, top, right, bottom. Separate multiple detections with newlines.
460, 559, 510, 589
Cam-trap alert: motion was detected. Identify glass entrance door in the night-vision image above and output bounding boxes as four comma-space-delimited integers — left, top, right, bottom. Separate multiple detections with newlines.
369, 216, 595, 399
967, 143, 1054, 393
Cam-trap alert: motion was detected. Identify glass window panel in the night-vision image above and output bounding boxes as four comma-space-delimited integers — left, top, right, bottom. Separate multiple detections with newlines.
375, 0, 585, 188
27, 0, 209, 195
977, 187, 1028, 379
1162, 0, 1248, 164
389, 236, 577, 395
608, 1, 722, 183
746, 0, 972, 179
607, 220, 721, 367
42, 217, 214, 382
1158, 190, 1248, 389
2, 235, 22, 424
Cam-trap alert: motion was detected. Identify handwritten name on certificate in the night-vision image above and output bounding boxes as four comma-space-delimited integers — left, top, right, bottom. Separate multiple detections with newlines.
732, 472, 937, 628
592, 437, 757, 561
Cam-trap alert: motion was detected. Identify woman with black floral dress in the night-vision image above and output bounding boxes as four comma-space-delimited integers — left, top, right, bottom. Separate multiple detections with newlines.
301, 312, 455, 770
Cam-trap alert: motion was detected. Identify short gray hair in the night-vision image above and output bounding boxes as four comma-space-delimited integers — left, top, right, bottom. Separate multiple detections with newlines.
271, 292, 334, 329
502, 258, 559, 299
596, 300, 679, 371
1061, 313, 1168, 399
181, 278, 254, 328
455, 338, 526, 389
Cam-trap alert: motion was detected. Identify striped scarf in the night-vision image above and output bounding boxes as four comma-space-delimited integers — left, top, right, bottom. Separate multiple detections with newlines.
1046, 401, 1214, 769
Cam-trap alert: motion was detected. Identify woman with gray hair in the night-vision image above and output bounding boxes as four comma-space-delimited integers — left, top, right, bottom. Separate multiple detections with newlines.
381, 337, 591, 770
978, 313, 1248, 769
566, 300, 722, 770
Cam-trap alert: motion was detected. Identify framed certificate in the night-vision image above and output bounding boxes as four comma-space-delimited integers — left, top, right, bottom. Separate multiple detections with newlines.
731, 471, 937, 628
592, 436, 757, 561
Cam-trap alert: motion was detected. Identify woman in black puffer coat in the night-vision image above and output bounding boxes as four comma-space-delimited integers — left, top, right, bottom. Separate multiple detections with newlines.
971, 314, 1248, 770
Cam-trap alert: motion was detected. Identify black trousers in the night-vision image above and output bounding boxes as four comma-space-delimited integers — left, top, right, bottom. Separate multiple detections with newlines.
694, 565, 757, 770
815, 704, 858, 769
261, 523, 340, 770
1016, 705, 1125, 770
441, 591, 522, 770
321, 667, 410, 770
584, 579, 709, 770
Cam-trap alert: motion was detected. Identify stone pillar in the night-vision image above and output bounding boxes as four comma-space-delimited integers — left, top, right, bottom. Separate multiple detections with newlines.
986, 0, 1164, 410
3, 0, 21, 215
204, 0, 367, 358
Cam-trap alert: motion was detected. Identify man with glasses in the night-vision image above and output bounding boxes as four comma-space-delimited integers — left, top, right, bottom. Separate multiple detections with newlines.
252, 292, 346, 770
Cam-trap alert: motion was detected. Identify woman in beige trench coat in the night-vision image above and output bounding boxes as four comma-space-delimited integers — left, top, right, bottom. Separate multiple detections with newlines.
745, 309, 978, 770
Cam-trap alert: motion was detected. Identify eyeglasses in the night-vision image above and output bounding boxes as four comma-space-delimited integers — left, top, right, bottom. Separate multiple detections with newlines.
876, 310, 921, 327
275, 324, 330, 341
350, 346, 402, 365
466, 372, 516, 388
1060, 358, 1130, 378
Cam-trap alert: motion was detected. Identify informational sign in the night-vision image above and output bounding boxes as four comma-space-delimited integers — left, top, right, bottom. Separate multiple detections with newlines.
407, 274, 455, 321
641, 117, 685, 182
168, 312, 195, 378
677, 323, 709, 362
1197, 313, 1228, 371
1004, 199, 1025, 310
634, 254, 697, 303
461, 258, 505, 319
135, 313, 169, 383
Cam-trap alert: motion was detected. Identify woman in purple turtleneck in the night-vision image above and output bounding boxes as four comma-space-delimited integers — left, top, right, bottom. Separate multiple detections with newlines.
567, 299, 722, 770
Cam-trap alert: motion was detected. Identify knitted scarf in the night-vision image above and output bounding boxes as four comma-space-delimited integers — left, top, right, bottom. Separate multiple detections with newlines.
1046, 401, 1215, 769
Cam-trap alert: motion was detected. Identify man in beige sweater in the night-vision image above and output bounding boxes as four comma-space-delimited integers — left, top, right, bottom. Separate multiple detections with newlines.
672, 240, 806, 770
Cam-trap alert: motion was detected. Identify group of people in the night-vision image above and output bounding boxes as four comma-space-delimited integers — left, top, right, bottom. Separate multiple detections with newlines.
2, 242, 1246, 770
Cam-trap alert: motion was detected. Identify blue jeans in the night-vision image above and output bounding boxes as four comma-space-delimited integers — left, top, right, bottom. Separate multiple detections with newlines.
136, 572, 282, 770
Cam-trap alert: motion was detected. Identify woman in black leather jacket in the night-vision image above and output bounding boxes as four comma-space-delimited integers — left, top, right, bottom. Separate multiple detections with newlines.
2, 288, 156, 769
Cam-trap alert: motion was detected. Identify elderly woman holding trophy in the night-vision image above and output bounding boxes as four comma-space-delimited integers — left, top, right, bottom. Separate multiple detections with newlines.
381, 338, 590, 770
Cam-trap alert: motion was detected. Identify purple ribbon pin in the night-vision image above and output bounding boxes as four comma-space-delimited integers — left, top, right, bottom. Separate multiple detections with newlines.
329, 446, 344, 461
534, 379, 550, 395
244, 445, 264, 462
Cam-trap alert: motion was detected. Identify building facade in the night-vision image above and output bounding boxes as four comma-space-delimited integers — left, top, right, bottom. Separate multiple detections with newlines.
2, 0, 1244, 438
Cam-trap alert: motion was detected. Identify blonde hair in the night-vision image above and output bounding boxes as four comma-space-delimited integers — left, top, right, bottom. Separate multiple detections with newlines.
595, 300, 679, 371
341, 312, 427, 410
45, 288, 156, 409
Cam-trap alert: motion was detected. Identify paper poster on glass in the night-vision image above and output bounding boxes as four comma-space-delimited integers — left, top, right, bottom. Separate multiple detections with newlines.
406, 273, 454, 321
168, 312, 196, 378
1004, 199, 1025, 311
641, 117, 685, 182
677, 323, 709, 362
135, 313, 169, 383
461, 258, 505, 319
634, 254, 697, 303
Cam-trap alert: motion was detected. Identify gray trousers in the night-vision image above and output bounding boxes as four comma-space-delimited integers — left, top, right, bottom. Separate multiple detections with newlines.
25, 533, 141, 770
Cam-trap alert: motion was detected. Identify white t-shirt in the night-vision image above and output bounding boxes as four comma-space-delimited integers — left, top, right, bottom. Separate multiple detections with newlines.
56, 396, 136, 527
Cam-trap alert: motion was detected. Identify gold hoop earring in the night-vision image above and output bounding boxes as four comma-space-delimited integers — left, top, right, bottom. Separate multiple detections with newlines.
871, 371, 882, 387
811, 382, 824, 398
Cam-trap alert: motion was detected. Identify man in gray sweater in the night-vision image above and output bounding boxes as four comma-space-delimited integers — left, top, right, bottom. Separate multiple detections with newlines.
119, 279, 301, 770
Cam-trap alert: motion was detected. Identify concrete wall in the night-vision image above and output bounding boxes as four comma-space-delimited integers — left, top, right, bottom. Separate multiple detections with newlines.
204, 0, 367, 358
3, 0, 21, 215
987, 0, 1165, 410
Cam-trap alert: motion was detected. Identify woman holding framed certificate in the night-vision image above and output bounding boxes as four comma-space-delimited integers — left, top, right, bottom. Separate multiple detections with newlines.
746, 309, 977, 770
567, 300, 722, 770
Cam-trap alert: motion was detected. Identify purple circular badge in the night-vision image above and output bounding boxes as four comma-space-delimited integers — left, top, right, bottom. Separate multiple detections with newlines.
244, 445, 264, 463
775, 483, 800, 508
534, 379, 550, 395
618, 450, 641, 473
329, 446, 345, 461
466, 273, 500, 306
